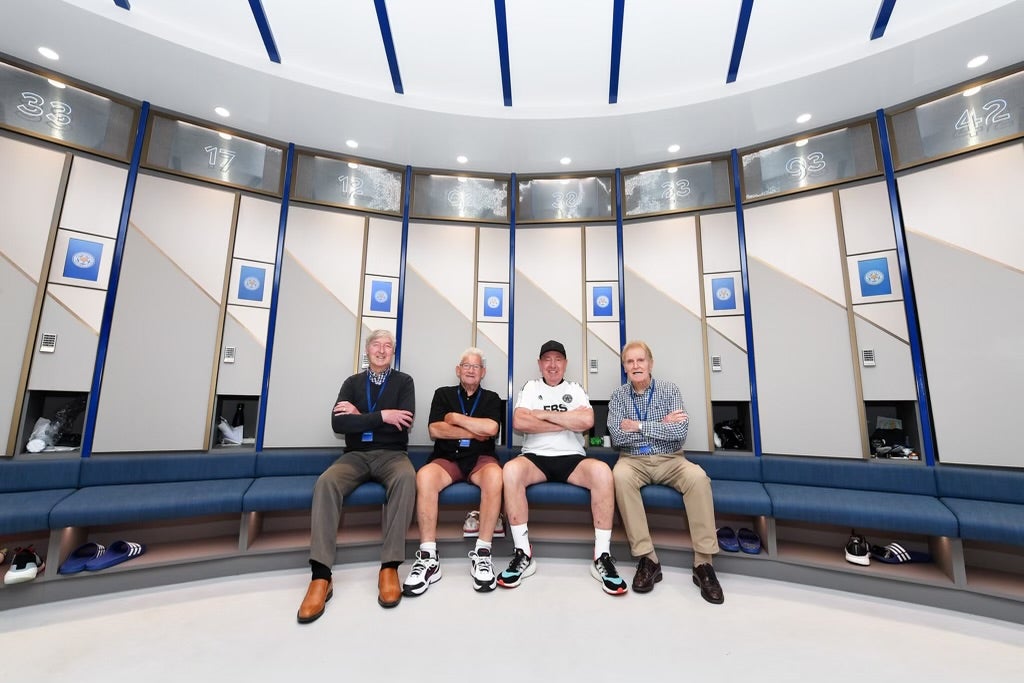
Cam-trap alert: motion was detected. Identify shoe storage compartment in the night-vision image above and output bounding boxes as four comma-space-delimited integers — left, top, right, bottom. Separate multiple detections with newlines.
18, 390, 89, 454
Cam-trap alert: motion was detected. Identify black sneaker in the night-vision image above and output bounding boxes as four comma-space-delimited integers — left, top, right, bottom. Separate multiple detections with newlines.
497, 548, 536, 588
4, 546, 45, 585
845, 531, 870, 566
591, 553, 628, 595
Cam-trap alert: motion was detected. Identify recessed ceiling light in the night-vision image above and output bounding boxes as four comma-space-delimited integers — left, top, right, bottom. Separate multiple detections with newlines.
667, 144, 680, 154
457, 176, 468, 183
795, 139, 808, 147
47, 79, 66, 89
218, 132, 232, 141
456, 155, 468, 164
214, 106, 230, 117
347, 162, 358, 169
796, 113, 812, 124
345, 139, 359, 149
962, 86, 982, 97
37, 47, 59, 60
667, 167, 678, 174
967, 55, 988, 69
559, 157, 572, 165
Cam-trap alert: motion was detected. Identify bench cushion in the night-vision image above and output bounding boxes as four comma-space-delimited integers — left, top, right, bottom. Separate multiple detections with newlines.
0, 458, 81, 493
765, 483, 958, 536
762, 455, 937, 496
80, 452, 255, 486
242, 478, 386, 512
0, 489, 76, 535
255, 450, 339, 477
640, 480, 772, 516
49, 479, 253, 527
687, 453, 762, 481
526, 482, 591, 506
939, 498, 1024, 545
935, 466, 1024, 505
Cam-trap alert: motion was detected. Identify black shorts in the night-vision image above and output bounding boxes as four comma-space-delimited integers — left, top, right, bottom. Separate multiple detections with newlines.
519, 453, 585, 483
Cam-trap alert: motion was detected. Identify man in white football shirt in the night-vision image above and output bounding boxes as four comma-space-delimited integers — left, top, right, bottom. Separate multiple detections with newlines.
497, 340, 627, 595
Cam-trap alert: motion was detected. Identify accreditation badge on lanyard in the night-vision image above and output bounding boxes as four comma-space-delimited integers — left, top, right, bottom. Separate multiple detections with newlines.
363, 373, 390, 442
633, 379, 655, 454
457, 388, 482, 448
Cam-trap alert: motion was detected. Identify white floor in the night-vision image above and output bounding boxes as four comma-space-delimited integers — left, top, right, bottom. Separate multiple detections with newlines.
3, 559, 1023, 682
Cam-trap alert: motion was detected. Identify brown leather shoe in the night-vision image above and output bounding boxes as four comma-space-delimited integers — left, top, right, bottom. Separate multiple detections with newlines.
692, 563, 724, 604
378, 567, 402, 608
297, 578, 333, 623
632, 556, 663, 593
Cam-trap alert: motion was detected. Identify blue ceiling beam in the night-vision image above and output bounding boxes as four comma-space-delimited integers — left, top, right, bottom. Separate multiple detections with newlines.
113, 0, 130, 9
374, 0, 404, 94
247, 0, 281, 64
871, 0, 897, 40
608, 0, 625, 104
727, 0, 754, 84
494, 0, 513, 106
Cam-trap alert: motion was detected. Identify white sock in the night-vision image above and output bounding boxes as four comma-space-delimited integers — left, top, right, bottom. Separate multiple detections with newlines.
420, 542, 437, 557
510, 523, 531, 555
594, 528, 612, 558
475, 539, 492, 553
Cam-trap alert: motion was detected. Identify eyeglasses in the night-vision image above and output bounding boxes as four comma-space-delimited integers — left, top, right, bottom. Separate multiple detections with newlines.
459, 363, 482, 371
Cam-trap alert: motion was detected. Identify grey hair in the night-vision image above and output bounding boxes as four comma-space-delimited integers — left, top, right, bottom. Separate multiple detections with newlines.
365, 329, 396, 350
460, 346, 487, 368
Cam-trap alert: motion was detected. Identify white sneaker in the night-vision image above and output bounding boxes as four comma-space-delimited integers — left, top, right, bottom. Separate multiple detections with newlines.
402, 550, 441, 596
469, 547, 497, 592
463, 511, 506, 538
4, 546, 45, 585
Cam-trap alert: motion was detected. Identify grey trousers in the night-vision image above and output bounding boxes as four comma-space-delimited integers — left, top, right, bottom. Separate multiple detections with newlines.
612, 452, 720, 559
309, 449, 416, 567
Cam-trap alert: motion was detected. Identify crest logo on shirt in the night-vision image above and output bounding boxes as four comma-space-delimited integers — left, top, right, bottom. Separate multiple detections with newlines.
563, 394, 573, 403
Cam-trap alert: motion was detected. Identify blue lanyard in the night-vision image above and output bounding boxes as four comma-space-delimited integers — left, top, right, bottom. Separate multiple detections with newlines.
365, 373, 390, 413
631, 379, 656, 422
457, 387, 482, 417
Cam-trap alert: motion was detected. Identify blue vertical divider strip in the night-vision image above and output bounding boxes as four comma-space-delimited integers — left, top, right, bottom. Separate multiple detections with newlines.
494, 0, 513, 107
608, 0, 625, 104
247, 0, 282, 64
395, 165, 412, 369
506, 173, 517, 446
730, 149, 762, 456
255, 143, 294, 452
726, 0, 754, 84
113, 0, 130, 10
614, 168, 627, 384
374, 0, 404, 94
875, 110, 937, 466
871, 0, 897, 40
81, 102, 150, 457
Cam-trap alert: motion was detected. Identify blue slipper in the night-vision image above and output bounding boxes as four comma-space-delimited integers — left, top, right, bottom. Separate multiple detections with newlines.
870, 542, 931, 564
737, 528, 762, 554
717, 527, 740, 552
84, 541, 146, 571
59, 542, 106, 574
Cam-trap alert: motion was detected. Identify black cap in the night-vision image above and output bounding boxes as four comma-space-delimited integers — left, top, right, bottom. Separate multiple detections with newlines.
539, 340, 566, 358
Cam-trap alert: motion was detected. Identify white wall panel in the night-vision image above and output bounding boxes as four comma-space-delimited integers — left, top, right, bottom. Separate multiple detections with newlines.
46, 283, 105, 333
407, 222, 476, 318
0, 136, 66, 279
839, 180, 896, 256
623, 216, 701, 314
365, 216, 402, 277
854, 318, 916, 401
216, 308, 268, 397
744, 192, 846, 305
284, 206, 365, 313
27, 292, 98, 393
699, 210, 740, 273
475, 324, 509, 400
707, 326, 750, 402
59, 156, 127, 238
0, 259, 37, 455
584, 224, 618, 281
515, 226, 584, 322
854, 301, 909, 342
129, 174, 234, 303
586, 323, 623, 401
478, 225, 510, 283
707, 316, 747, 352
898, 143, 1024, 271
234, 195, 281, 263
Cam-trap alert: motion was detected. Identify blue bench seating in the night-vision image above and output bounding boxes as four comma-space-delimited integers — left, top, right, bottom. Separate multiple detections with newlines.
640, 454, 772, 517
761, 455, 959, 537
935, 465, 1024, 546
49, 452, 255, 528
0, 457, 80, 535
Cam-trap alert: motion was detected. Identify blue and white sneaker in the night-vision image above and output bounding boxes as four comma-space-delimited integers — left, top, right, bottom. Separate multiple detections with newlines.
497, 548, 536, 588
402, 550, 441, 596
591, 552, 628, 595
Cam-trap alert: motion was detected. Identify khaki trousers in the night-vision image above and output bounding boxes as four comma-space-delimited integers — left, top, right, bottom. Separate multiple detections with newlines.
612, 452, 720, 558
309, 449, 416, 567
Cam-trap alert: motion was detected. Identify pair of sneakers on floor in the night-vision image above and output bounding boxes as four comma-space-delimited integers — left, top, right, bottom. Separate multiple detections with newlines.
403, 545, 628, 596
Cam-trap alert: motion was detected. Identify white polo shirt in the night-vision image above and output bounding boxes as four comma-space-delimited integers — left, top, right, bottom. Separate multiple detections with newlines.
514, 378, 591, 456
